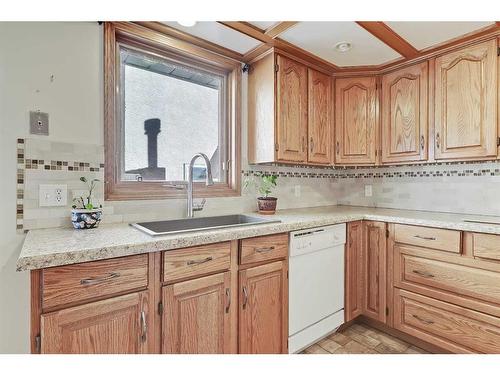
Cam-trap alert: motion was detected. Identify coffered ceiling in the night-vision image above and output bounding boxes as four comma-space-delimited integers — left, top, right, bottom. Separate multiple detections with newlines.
158, 21, 498, 70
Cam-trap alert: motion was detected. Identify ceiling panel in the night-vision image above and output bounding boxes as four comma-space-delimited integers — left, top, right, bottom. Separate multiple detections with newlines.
386, 21, 494, 50
280, 22, 401, 67
162, 21, 261, 54
248, 21, 279, 31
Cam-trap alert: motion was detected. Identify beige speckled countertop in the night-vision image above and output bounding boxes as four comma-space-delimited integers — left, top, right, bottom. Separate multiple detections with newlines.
17, 205, 500, 271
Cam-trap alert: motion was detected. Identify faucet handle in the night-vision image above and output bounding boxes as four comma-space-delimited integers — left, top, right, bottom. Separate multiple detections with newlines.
192, 198, 207, 212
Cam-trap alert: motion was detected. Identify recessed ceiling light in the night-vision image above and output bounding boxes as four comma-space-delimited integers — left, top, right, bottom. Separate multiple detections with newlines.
177, 21, 197, 27
334, 41, 352, 52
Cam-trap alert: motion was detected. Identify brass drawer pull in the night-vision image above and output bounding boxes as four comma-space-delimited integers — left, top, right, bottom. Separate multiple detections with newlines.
186, 256, 213, 265
414, 235, 436, 241
255, 246, 275, 253
140, 311, 147, 342
80, 272, 120, 285
242, 286, 248, 309
412, 270, 435, 278
225, 288, 231, 313
412, 314, 434, 325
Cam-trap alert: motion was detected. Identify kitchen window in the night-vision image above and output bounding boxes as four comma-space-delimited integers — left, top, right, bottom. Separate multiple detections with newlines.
104, 22, 241, 200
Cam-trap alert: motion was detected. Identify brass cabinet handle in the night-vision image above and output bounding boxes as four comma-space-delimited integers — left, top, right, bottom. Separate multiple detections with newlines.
436, 132, 440, 149
412, 269, 435, 278
242, 286, 248, 309
336, 141, 340, 155
187, 256, 213, 265
414, 235, 436, 241
420, 135, 425, 151
412, 314, 434, 325
140, 311, 147, 343
80, 272, 120, 285
225, 288, 231, 313
255, 246, 275, 253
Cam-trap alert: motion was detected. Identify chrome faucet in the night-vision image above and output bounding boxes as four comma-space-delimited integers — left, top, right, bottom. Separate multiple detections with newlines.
186, 153, 214, 217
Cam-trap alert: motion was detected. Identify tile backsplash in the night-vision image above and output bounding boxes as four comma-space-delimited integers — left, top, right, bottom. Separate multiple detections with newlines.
18, 138, 500, 231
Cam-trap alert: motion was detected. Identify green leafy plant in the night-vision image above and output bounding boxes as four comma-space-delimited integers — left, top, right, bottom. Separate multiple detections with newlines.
244, 174, 278, 198
72, 176, 101, 210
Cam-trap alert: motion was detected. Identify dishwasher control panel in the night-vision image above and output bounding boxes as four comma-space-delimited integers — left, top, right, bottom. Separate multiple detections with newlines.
289, 223, 346, 257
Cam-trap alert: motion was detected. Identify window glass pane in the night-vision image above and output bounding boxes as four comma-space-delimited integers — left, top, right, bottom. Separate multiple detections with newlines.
120, 47, 225, 182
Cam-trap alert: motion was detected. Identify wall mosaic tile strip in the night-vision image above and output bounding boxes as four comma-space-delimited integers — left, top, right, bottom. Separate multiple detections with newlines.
25, 158, 104, 172
16, 138, 25, 232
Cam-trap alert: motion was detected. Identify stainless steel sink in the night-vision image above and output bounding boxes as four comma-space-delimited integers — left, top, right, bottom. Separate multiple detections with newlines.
131, 214, 281, 236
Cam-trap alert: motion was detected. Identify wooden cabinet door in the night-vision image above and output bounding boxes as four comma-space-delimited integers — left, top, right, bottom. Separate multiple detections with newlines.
381, 62, 429, 164
335, 76, 378, 165
345, 221, 364, 321
239, 260, 288, 354
363, 221, 387, 323
275, 54, 308, 163
434, 39, 497, 160
162, 272, 231, 354
40, 292, 149, 354
307, 68, 332, 164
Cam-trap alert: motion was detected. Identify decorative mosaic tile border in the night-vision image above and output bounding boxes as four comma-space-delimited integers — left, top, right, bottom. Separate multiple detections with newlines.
25, 159, 104, 172
16, 139, 25, 232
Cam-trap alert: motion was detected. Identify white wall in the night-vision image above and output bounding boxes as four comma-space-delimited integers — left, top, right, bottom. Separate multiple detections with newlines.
0, 22, 103, 353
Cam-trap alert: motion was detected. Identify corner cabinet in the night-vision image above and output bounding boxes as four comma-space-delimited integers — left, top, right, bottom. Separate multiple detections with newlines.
434, 39, 498, 160
247, 50, 332, 165
334, 76, 378, 165
345, 221, 364, 321
381, 62, 429, 164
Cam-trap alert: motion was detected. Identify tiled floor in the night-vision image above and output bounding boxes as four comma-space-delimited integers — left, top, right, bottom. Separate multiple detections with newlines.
301, 323, 429, 354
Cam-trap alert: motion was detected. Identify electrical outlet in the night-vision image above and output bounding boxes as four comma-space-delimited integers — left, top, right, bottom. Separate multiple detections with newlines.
39, 184, 67, 207
365, 185, 373, 197
294, 185, 301, 198
30, 111, 49, 135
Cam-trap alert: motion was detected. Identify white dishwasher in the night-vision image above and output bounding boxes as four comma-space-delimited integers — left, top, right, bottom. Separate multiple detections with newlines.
288, 224, 346, 353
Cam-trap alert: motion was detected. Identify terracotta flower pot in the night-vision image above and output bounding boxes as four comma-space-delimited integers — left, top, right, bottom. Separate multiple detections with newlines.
257, 197, 278, 215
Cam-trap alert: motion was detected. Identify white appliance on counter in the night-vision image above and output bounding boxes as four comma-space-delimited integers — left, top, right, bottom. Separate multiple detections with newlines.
288, 223, 346, 353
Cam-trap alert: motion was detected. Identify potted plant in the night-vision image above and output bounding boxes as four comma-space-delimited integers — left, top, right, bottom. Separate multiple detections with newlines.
245, 174, 279, 214
71, 177, 102, 229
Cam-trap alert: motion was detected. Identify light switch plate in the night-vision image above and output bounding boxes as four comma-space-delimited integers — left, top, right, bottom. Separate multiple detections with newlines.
294, 185, 301, 198
39, 184, 67, 207
365, 185, 373, 197
30, 111, 49, 135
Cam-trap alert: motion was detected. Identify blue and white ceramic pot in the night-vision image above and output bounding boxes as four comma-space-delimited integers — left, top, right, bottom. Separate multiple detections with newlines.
71, 208, 102, 229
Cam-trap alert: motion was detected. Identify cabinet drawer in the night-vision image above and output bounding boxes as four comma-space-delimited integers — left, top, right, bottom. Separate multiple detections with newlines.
163, 242, 231, 283
393, 289, 500, 353
394, 224, 461, 253
42, 255, 148, 310
394, 246, 500, 307
240, 233, 288, 265
473, 233, 500, 261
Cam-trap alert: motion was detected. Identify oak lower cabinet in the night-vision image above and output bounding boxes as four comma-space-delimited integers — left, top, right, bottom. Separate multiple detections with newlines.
334, 76, 378, 165
239, 260, 288, 354
362, 221, 387, 323
40, 291, 149, 354
381, 62, 428, 164
162, 272, 232, 354
434, 39, 498, 160
345, 221, 364, 321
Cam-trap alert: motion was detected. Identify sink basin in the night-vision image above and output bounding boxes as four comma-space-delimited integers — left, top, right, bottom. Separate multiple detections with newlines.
131, 214, 281, 236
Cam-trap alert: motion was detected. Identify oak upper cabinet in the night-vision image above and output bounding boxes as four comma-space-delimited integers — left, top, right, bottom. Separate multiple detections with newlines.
434, 39, 498, 160
335, 76, 378, 165
239, 260, 288, 354
40, 292, 149, 354
308, 68, 333, 164
276, 54, 308, 163
381, 62, 429, 164
363, 221, 387, 323
345, 221, 364, 322
248, 51, 332, 166
162, 272, 232, 354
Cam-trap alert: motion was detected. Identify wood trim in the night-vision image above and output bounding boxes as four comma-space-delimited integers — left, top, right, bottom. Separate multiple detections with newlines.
149, 252, 162, 353
134, 21, 244, 62
243, 43, 272, 62
104, 22, 242, 201
264, 22, 298, 38
30, 270, 42, 354
356, 22, 419, 59
229, 240, 239, 353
